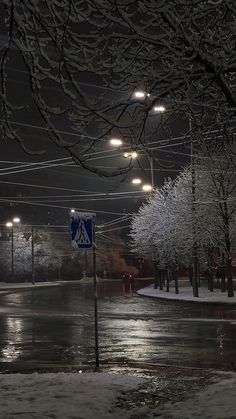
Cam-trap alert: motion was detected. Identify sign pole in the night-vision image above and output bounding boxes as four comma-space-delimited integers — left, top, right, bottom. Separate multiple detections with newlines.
31, 225, 35, 285
93, 218, 99, 370
70, 211, 99, 370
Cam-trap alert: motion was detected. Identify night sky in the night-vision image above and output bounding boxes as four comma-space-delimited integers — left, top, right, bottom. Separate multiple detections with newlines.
0, 3, 190, 228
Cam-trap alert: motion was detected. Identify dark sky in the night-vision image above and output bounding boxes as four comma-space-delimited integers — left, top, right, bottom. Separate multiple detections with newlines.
0, 4, 190, 229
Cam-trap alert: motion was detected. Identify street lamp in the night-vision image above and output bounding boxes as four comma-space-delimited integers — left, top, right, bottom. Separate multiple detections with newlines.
153, 105, 166, 113
133, 90, 150, 99
132, 178, 142, 185
142, 184, 153, 192
134, 90, 146, 99
109, 138, 123, 147
6, 222, 13, 228
13, 217, 20, 224
6, 217, 21, 281
124, 151, 138, 159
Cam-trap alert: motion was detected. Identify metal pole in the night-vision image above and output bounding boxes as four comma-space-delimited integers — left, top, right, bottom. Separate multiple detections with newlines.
190, 116, 199, 297
150, 156, 154, 188
11, 228, 14, 281
31, 225, 35, 285
93, 219, 99, 370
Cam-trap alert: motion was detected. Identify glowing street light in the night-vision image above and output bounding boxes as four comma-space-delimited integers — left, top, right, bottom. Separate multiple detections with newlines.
70, 209, 75, 213
142, 184, 153, 192
13, 217, 20, 224
110, 138, 123, 147
134, 90, 146, 99
5, 217, 21, 281
133, 90, 150, 99
6, 222, 13, 228
153, 105, 166, 113
124, 151, 138, 159
132, 178, 142, 185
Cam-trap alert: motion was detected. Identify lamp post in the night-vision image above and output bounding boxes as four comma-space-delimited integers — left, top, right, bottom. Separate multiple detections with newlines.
6, 217, 21, 281
31, 225, 35, 285
189, 116, 199, 297
109, 138, 123, 147
149, 155, 154, 189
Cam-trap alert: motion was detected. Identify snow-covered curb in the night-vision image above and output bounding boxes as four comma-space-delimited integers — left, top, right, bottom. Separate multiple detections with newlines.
0, 371, 236, 418
0, 281, 63, 295
137, 284, 236, 304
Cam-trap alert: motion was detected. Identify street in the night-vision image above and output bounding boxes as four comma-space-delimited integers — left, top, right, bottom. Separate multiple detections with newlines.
0, 280, 235, 373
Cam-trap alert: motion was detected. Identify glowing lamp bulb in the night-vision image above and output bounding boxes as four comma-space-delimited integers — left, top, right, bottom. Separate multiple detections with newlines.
142, 184, 153, 192
153, 105, 166, 113
134, 90, 146, 99
110, 138, 123, 146
13, 217, 20, 223
132, 178, 142, 185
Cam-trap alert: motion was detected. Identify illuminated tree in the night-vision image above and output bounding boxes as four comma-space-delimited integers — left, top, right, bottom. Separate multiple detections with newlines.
131, 155, 236, 297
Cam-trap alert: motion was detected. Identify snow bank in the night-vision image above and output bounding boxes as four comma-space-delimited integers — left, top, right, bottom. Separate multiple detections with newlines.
156, 375, 236, 419
0, 372, 143, 419
1, 371, 236, 418
137, 284, 236, 304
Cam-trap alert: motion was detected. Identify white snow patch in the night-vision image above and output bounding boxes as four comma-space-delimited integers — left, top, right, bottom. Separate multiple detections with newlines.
0, 372, 144, 419
137, 284, 236, 304
1, 372, 236, 418
155, 375, 236, 419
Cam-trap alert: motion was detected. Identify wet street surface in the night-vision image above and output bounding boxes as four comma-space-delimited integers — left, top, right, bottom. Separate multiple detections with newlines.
0, 279, 236, 375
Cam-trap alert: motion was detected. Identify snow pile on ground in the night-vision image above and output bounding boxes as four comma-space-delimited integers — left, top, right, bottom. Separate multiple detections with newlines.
1, 371, 236, 418
0, 372, 143, 419
138, 283, 236, 304
155, 375, 236, 419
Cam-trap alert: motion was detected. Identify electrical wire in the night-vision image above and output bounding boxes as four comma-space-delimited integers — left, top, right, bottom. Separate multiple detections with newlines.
98, 225, 130, 234
0, 197, 130, 216
0, 190, 147, 200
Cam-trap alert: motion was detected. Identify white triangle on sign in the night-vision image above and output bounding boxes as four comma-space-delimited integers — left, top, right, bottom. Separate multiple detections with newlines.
75, 219, 91, 245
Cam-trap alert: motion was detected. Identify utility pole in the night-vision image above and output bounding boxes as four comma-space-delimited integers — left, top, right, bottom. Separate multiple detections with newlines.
150, 156, 154, 189
93, 234, 99, 370
31, 225, 35, 285
11, 227, 14, 282
190, 115, 199, 297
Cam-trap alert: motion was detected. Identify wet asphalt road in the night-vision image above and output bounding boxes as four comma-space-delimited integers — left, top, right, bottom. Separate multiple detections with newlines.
0, 279, 236, 373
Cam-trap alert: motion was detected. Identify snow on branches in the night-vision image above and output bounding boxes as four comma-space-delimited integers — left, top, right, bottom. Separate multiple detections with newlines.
1, 1, 236, 175
130, 154, 236, 271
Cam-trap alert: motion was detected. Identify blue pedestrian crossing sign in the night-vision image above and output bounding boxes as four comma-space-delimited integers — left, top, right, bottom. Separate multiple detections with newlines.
70, 211, 95, 250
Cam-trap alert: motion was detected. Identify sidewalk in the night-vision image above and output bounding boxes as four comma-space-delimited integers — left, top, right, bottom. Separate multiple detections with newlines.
0, 280, 80, 295
137, 283, 236, 304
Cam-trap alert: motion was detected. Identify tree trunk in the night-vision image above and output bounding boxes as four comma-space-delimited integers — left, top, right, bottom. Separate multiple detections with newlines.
166, 269, 170, 292
220, 254, 226, 292
223, 206, 234, 297
154, 262, 159, 289
159, 269, 163, 290
226, 256, 234, 297
208, 269, 214, 292
221, 267, 226, 292
173, 268, 179, 294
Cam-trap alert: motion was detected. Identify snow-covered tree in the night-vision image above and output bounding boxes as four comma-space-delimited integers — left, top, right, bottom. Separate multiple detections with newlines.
1, 1, 235, 174
0, 228, 69, 281
0, 231, 32, 278
195, 143, 236, 296
131, 153, 236, 297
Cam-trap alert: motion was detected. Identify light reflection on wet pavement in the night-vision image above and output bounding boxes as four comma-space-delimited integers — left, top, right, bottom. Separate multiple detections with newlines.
0, 279, 236, 375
